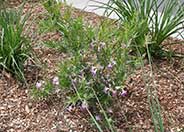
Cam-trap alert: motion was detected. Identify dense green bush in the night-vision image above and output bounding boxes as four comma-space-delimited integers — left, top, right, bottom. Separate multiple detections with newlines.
35, 18, 140, 111
0, 6, 31, 81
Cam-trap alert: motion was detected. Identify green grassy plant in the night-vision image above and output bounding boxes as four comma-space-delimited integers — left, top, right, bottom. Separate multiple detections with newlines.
0, 5, 31, 81
96, 0, 184, 57
137, 36, 164, 132
146, 37, 164, 132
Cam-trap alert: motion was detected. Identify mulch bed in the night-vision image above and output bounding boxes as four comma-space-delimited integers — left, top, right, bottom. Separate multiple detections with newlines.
0, 2, 184, 132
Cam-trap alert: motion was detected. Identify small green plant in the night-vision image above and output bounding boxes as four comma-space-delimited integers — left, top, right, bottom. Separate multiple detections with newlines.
32, 80, 54, 98
39, 0, 63, 32
98, 0, 184, 57
0, 5, 31, 81
57, 17, 95, 53
40, 0, 95, 54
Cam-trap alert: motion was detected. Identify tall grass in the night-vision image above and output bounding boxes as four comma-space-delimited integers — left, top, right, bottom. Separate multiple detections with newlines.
121, 34, 165, 132
144, 36, 164, 132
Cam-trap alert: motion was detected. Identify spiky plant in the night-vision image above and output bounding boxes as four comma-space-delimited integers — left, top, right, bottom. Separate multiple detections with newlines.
0, 5, 31, 81
96, 0, 184, 57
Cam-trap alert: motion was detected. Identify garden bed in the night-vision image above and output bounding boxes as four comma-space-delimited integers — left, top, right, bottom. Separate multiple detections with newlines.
0, 1, 184, 132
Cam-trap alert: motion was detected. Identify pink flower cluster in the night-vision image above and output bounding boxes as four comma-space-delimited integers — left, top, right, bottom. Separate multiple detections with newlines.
35, 76, 59, 89
103, 86, 127, 97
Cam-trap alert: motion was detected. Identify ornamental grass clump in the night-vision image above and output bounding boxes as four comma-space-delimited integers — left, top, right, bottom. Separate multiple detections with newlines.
98, 0, 184, 57
0, 5, 31, 81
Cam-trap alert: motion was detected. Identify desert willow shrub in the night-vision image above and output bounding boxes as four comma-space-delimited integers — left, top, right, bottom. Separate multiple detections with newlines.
57, 20, 140, 111
36, 1, 142, 130
0, 4, 31, 81
34, 9, 141, 132
97, 0, 184, 57
54, 21, 141, 131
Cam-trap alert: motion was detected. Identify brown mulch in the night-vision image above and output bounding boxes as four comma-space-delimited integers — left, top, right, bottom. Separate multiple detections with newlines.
115, 59, 184, 132
0, 2, 184, 132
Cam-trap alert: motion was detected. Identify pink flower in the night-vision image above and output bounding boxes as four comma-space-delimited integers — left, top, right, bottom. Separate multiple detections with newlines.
112, 90, 117, 97
36, 82, 42, 89
95, 115, 101, 121
107, 60, 116, 69
107, 108, 113, 113
120, 90, 127, 97
67, 105, 73, 112
81, 101, 89, 110
36, 81, 45, 89
103, 87, 109, 94
53, 76, 59, 85
91, 66, 97, 77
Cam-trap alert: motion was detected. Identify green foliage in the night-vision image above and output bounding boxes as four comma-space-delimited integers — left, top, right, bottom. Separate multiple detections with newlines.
28, 1, 184, 132
32, 80, 54, 98
57, 20, 139, 109
149, 0, 184, 56
36, 1, 180, 131
0, 6, 31, 81
146, 41, 164, 132
43, 0, 61, 18
119, 13, 149, 56
38, 8, 141, 128
39, 0, 62, 32
55, 21, 141, 131
58, 17, 95, 53
100, 0, 184, 57
40, 1, 95, 54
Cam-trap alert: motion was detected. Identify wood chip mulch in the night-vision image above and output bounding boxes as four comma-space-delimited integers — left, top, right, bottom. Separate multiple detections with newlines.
0, 2, 184, 132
